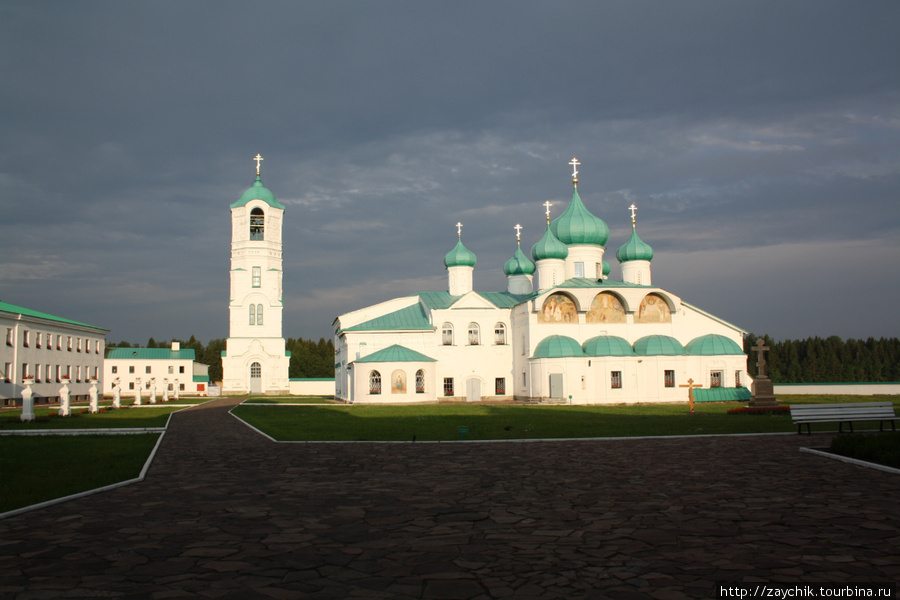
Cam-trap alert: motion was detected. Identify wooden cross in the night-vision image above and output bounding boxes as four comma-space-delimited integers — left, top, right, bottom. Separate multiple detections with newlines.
543, 201, 553, 223
254, 153, 264, 175
456, 222, 463, 238
569, 157, 580, 178
680, 378, 703, 413
514, 223, 522, 242
753, 339, 770, 378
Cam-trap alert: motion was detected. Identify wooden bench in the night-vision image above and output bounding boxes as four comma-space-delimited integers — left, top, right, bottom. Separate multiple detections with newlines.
790, 401, 900, 435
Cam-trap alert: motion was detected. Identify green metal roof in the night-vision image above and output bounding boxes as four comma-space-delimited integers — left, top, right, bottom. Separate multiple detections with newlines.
550, 188, 610, 247
616, 227, 654, 262
476, 291, 535, 308
0, 301, 108, 332
685, 334, 744, 356
533, 335, 584, 358
443, 238, 477, 268
694, 387, 752, 402
417, 291, 460, 309
230, 175, 285, 209
531, 223, 569, 261
582, 335, 635, 357
107, 348, 197, 360
504, 243, 536, 276
192, 375, 208, 383
633, 335, 686, 356
344, 303, 433, 332
354, 345, 437, 363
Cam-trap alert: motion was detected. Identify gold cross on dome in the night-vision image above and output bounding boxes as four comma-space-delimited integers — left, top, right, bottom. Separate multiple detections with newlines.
543, 201, 553, 223
569, 157, 580, 179
456, 222, 463, 238
254, 154, 264, 175
514, 223, 523, 242
629, 203, 638, 227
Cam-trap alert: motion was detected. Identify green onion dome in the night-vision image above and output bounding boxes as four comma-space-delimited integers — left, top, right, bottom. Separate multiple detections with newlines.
685, 334, 744, 355
504, 243, 536, 276
533, 335, 584, 358
444, 238, 477, 268
616, 227, 654, 262
602, 259, 611, 277
550, 189, 610, 247
230, 175, 285, 209
531, 224, 569, 261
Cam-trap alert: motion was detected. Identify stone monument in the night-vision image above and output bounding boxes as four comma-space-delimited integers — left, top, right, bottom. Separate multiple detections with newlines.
20, 378, 35, 422
112, 378, 122, 409
59, 378, 71, 417
134, 377, 142, 406
149, 378, 157, 404
89, 379, 99, 413
749, 339, 778, 407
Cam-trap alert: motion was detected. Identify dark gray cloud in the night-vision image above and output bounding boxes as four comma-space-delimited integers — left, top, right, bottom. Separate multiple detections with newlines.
1, 1, 898, 344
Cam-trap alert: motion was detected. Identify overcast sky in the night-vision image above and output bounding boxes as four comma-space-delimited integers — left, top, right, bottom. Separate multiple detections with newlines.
2, 1, 898, 345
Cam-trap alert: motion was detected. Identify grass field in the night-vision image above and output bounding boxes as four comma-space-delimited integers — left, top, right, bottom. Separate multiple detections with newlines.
0, 405, 182, 430
243, 395, 339, 405
0, 434, 161, 513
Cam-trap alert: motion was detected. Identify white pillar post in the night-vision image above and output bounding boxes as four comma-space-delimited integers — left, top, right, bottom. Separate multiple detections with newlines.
112, 378, 121, 409
134, 378, 142, 406
59, 379, 71, 417
20, 378, 35, 422
89, 379, 99, 413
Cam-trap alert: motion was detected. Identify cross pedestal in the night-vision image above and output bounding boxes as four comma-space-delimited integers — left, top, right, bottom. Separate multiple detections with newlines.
749, 339, 778, 408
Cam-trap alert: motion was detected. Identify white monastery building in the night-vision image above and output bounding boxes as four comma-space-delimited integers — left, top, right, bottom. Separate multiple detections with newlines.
334, 159, 750, 404
104, 342, 210, 397
1, 301, 108, 405
221, 155, 291, 394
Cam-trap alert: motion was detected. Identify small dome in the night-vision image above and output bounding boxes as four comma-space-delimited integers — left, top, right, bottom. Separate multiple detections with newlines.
550, 189, 610, 247
504, 244, 536, 276
602, 259, 611, 277
231, 175, 285, 209
531, 224, 569, 261
533, 335, 584, 358
685, 334, 744, 356
616, 227, 654, 262
633, 335, 686, 356
444, 239, 477, 268
582, 336, 634, 357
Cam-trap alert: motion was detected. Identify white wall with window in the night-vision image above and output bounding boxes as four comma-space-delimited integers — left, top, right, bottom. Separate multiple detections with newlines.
103, 342, 210, 397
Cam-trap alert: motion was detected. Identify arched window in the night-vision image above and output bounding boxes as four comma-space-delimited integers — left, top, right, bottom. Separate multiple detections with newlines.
441, 322, 454, 345
250, 207, 265, 240
369, 370, 382, 395
250, 362, 261, 378
249, 305, 255, 326
468, 323, 480, 345
256, 304, 263, 326
415, 369, 425, 394
494, 323, 506, 345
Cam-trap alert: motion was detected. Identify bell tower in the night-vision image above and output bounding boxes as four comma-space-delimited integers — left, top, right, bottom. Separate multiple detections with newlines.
221, 155, 290, 395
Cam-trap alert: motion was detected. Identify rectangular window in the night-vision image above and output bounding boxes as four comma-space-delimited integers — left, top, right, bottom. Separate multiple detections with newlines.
46, 364, 51, 382
179, 383, 185, 391
494, 325, 506, 345
168, 366, 174, 374
735, 371, 742, 387
85, 339, 91, 353
145, 366, 151, 374
129, 366, 135, 374
522, 372, 526, 387
23, 331, 30, 347
112, 366, 118, 374
611, 371, 622, 389
93, 367, 99, 379
67, 336, 72, 351
76, 366, 81, 382
22, 363, 29, 380
443, 377, 454, 396
664, 370, 675, 388
3, 362, 11, 383
252, 266, 261, 288
129, 382, 135, 390
179, 366, 185, 374
55, 365, 61, 382
57, 335, 62, 350
574, 262, 584, 278
495, 377, 506, 395
77, 338, 82, 352
710, 371, 723, 388
36, 332, 42, 348
442, 325, 453, 345
65, 365, 71, 379
35, 364, 41, 382
5, 328, 11, 346
596, 263, 603, 279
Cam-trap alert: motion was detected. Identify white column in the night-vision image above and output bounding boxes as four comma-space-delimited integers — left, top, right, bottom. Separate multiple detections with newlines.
89, 379, 99, 413
148, 378, 157, 404
59, 380, 71, 417
134, 378, 142, 406
112, 378, 122, 409
20, 379, 35, 422
163, 378, 170, 402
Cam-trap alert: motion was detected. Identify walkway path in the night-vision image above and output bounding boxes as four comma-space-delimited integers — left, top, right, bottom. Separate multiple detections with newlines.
1, 397, 898, 599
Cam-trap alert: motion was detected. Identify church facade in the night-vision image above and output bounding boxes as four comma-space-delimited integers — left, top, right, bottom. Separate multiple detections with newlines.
221, 156, 290, 394
334, 160, 749, 404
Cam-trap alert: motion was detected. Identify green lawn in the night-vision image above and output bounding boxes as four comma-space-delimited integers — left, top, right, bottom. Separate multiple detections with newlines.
243, 395, 339, 405
0, 434, 161, 513
0, 406, 181, 430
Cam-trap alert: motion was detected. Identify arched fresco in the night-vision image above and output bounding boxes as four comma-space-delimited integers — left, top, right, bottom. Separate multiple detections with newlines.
636, 293, 672, 323
391, 369, 407, 394
538, 293, 578, 324
586, 292, 626, 324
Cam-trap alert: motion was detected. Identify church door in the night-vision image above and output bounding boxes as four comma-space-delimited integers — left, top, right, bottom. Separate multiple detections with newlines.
549, 374, 564, 398
250, 362, 262, 394
465, 378, 481, 402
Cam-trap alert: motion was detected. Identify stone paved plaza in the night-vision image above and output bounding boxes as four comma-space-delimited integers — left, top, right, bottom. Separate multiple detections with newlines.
1, 397, 898, 599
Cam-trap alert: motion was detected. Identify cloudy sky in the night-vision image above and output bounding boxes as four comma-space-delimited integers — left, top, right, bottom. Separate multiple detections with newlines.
2, 1, 898, 345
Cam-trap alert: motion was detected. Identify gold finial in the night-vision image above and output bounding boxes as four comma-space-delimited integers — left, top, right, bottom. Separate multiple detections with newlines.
456, 222, 463, 239
569, 157, 580, 188
254, 153, 264, 176
629, 203, 638, 229
514, 223, 522, 243
543, 200, 553, 224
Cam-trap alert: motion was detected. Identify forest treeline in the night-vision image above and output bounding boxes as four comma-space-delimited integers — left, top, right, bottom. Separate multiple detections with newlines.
106, 336, 334, 382
745, 334, 900, 383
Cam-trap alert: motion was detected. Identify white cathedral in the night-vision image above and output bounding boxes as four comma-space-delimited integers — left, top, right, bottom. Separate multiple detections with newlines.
333, 159, 750, 404
221, 156, 291, 394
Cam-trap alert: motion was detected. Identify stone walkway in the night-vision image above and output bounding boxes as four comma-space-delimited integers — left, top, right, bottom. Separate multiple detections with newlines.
1, 397, 898, 599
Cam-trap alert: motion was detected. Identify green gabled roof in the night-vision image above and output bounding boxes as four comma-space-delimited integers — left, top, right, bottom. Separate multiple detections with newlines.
417, 291, 461, 309
230, 175, 285, 209
694, 387, 752, 402
354, 344, 437, 363
107, 348, 196, 360
582, 335, 635, 357
476, 291, 535, 308
344, 303, 433, 332
685, 334, 744, 356
533, 335, 584, 358
550, 277, 651, 290
633, 335, 686, 356
0, 301, 108, 332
